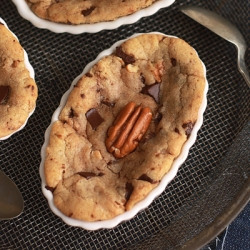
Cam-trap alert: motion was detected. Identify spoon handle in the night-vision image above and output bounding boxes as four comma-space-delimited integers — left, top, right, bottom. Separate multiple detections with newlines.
238, 50, 250, 88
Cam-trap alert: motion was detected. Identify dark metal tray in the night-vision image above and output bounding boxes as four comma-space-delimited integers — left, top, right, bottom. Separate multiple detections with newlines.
1, 0, 249, 249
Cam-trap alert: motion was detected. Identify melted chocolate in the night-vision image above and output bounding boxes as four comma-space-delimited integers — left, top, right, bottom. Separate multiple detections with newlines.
101, 99, 115, 107
78, 172, 104, 180
141, 83, 160, 103
138, 174, 156, 184
140, 131, 155, 144
81, 6, 95, 16
69, 108, 75, 118
174, 128, 180, 134
171, 58, 177, 66
125, 183, 134, 201
140, 74, 146, 84
0, 86, 10, 104
182, 122, 195, 137
45, 185, 55, 193
115, 46, 135, 64
85, 72, 93, 77
85, 108, 104, 130
154, 112, 163, 124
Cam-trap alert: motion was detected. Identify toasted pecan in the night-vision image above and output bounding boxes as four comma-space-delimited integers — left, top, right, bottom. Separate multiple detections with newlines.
105, 102, 152, 158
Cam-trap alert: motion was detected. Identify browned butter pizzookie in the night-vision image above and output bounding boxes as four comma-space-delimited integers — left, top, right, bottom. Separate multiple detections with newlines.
0, 22, 38, 138
26, 0, 159, 25
44, 34, 206, 222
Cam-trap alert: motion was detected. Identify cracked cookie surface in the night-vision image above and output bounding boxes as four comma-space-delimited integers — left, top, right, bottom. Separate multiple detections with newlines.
45, 34, 206, 221
25, 0, 158, 24
0, 22, 38, 138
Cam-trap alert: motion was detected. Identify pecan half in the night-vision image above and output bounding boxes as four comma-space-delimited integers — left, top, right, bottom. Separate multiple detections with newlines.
105, 102, 152, 158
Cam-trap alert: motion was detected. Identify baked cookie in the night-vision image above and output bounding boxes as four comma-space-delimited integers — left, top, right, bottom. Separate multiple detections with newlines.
26, 0, 158, 24
44, 34, 206, 221
0, 21, 38, 138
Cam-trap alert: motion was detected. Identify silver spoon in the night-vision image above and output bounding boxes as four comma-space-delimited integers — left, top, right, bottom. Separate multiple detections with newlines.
180, 6, 250, 88
0, 170, 24, 220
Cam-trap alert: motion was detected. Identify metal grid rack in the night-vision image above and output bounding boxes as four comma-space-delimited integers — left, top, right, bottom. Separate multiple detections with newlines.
0, 0, 249, 249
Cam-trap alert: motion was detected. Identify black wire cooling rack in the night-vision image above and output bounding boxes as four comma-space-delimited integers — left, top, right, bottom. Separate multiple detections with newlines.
0, 0, 249, 249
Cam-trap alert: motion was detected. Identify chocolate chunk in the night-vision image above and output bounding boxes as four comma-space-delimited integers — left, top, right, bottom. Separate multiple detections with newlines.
78, 172, 104, 180
101, 99, 115, 107
174, 128, 180, 134
78, 172, 96, 179
141, 83, 160, 103
182, 122, 195, 137
140, 131, 155, 144
45, 185, 55, 193
140, 74, 146, 83
25, 85, 35, 91
154, 112, 162, 123
116, 46, 135, 64
125, 183, 134, 201
85, 72, 93, 77
98, 172, 105, 177
69, 108, 75, 118
171, 58, 177, 66
138, 174, 156, 184
0, 86, 10, 104
85, 108, 104, 130
81, 6, 95, 16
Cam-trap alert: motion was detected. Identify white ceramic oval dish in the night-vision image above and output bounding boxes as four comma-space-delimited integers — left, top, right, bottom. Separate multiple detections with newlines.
40, 32, 208, 230
12, 0, 175, 34
0, 17, 36, 141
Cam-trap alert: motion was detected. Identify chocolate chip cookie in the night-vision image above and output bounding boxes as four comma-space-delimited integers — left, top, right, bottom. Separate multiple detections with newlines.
26, 0, 158, 24
44, 34, 206, 221
0, 21, 38, 138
